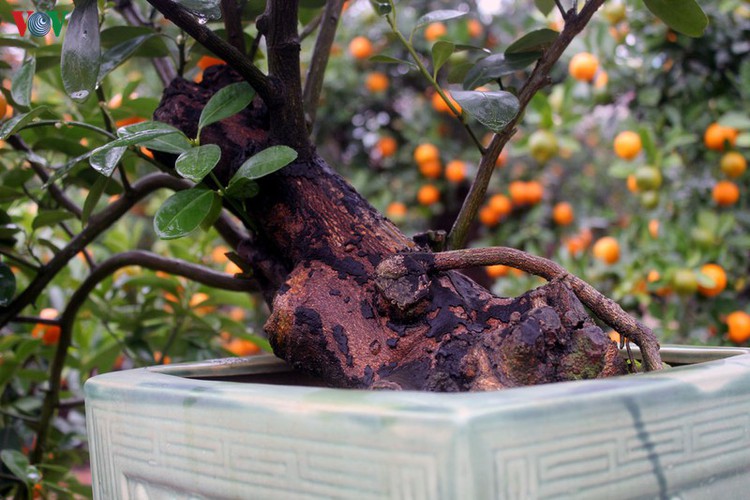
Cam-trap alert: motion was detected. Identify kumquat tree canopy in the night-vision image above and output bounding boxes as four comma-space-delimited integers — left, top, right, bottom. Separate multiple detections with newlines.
0, 0, 748, 496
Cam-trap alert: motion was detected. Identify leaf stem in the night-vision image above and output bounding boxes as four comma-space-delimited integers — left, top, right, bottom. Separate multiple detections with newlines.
386, 15, 485, 154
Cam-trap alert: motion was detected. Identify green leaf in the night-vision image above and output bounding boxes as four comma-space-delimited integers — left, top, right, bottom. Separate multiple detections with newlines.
414, 10, 466, 32
0, 36, 38, 49
534, 0, 556, 16
1, 449, 41, 485
505, 28, 559, 54
452, 90, 520, 132
61, 0, 100, 102
229, 146, 298, 188
463, 52, 541, 89
11, 56, 35, 108
200, 192, 224, 231
369, 55, 418, 69
224, 177, 260, 200
431, 41, 455, 76
0, 263, 15, 307
175, 144, 221, 182
153, 189, 219, 240
32, 210, 76, 230
89, 146, 127, 177
198, 82, 255, 133
643, 0, 708, 37
98, 34, 154, 83
176, 0, 222, 21
90, 129, 177, 176
0, 186, 24, 203
81, 174, 109, 225
0, 107, 48, 140
117, 121, 192, 154
718, 112, 750, 130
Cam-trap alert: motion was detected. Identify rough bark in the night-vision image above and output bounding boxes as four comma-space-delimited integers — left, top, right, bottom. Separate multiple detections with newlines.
154, 68, 627, 391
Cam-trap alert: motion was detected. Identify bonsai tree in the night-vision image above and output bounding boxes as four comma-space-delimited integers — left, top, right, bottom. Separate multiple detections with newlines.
1, 0, 738, 494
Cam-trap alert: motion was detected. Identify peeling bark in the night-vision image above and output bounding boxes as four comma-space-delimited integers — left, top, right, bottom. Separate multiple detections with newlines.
154, 69, 628, 392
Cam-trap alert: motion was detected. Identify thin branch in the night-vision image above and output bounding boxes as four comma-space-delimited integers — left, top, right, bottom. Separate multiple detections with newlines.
302, 0, 346, 127
376, 246, 662, 372
0, 248, 40, 271
6, 136, 83, 219
554, 0, 569, 20
213, 212, 248, 249
221, 0, 246, 54
146, 0, 279, 107
386, 15, 485, 154
447, 0, 605, 250
9, 316, 60, 326
17, 120, 116, 139
0, 174, 191, 329
30, 250, 257, 463
115, 0, 177, 86
299, 10, 323, 41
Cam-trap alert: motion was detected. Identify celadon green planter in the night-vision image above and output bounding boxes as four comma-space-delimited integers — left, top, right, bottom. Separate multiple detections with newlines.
85, 346, 750, 499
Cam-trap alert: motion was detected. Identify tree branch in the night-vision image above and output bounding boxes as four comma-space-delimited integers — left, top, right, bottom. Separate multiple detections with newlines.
264, 0, 310, 153
302, 0, 345, 126
30, 249, 257, 463
0, 174, 191, 329
376, 246, 663, 372
145, 0, 279, 107
220, 0, 246, 54
115, 0, 177, 86
447, 0, 605, 249
6, 136, 83, 219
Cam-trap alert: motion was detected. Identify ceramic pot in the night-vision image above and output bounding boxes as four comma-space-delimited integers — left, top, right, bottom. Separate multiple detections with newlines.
85, 346, 750, 499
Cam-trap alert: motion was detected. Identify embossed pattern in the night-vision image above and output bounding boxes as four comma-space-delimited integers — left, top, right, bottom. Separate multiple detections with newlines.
85, 349, 750, 499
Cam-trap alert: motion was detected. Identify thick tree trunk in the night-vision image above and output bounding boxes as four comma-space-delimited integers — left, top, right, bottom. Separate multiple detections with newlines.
155, 69, 627, 391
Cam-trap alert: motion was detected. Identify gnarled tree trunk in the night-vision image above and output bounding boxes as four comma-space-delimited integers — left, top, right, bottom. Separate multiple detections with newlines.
155, 68, 627, 391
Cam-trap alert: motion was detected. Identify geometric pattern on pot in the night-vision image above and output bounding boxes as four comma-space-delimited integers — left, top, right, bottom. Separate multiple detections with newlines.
85, 349, 750, 499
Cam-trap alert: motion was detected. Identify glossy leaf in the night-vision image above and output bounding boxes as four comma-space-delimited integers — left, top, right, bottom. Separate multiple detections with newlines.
452, 90, 520, 132
117, 121, 192, 154
463, 52, 541, 89
414, 10, 466, 32
98, 34, 153, 83
153, 188, 219, 240
1, 450, 41, 485
0, 107, 49, 140
229, 145, 298, 187
32, 210, 76, 230
431, 41, 455, 76
534, 0, 555, 16
505, 28, 559, 54
176, 0, 222, 21
61, 0, 100, 102
0, 263, 15, 307
90, 129, 176, 176
643, 0, 708, 37
175, 144, 221, 182
198, 82, 255, 133
225, 177, 260, 200
11, 56, 35, 108
89, 146, 126, 177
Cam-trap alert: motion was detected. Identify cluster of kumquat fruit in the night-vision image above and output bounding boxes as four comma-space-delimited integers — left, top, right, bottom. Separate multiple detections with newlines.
315, 1, 750, 348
